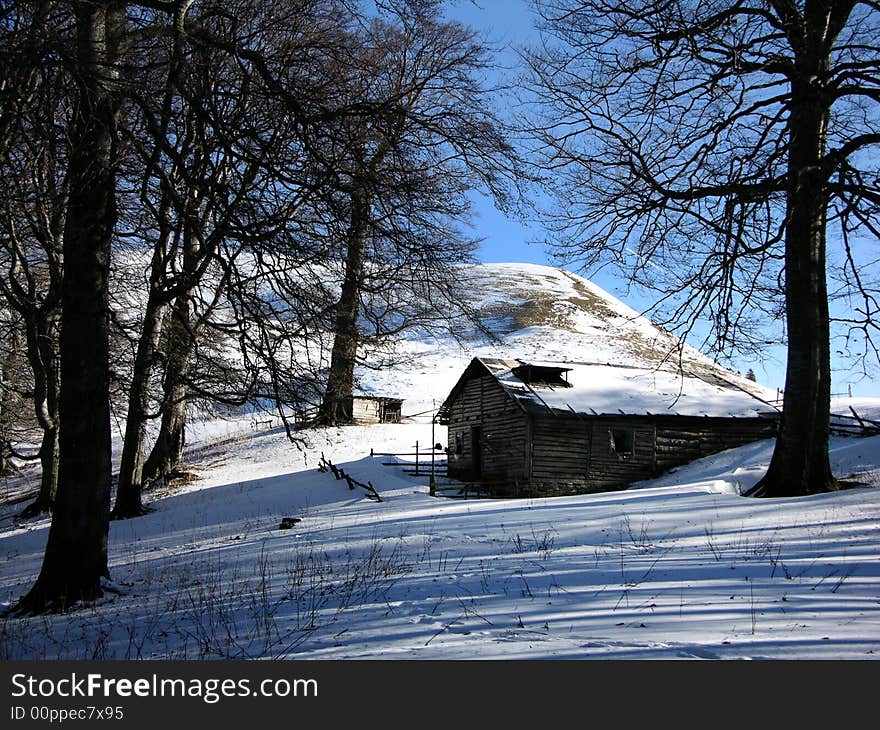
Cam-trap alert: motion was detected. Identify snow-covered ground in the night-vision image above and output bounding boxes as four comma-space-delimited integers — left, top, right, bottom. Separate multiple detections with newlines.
1, 263, 878, 659
1, 418, 878, 660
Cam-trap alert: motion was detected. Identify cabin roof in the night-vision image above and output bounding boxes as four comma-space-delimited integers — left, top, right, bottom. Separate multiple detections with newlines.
437, 357, 779, 421
349, 394, 403, 405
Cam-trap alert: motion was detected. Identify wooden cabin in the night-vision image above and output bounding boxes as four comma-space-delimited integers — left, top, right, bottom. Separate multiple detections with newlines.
344, 395, 403, 425
436, 357, 779, 497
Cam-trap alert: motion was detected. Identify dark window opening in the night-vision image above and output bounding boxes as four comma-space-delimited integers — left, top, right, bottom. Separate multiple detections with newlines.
379, 399, 402, 423
610, 428, 634, 457
511, 363, 573, 387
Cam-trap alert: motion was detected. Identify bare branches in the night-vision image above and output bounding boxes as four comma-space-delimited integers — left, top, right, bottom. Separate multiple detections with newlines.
528, 0, 879, 495
527, 0, 880, 364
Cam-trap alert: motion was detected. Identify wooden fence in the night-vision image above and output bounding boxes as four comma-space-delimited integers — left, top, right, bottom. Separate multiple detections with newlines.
830, 408, 880, 437
318, 452, 382, 502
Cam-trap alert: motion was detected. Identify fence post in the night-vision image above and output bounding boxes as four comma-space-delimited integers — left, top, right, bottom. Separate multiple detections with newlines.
430, 404, 436, 496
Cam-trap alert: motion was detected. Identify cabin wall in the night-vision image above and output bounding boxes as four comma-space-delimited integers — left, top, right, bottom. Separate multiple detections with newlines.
349, 398, 381, 425
653, 415, 778, 472
501, 413, 778, 498
517, 416, 655, 497
519, 415, 590, 497
446, 375, 528, 484
586, 418, 657, 491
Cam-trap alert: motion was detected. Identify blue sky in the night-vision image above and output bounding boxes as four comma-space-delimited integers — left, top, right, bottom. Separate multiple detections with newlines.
442, 0, 879, 398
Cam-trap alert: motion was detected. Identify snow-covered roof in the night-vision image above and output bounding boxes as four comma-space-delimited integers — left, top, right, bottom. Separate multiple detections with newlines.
350, 394, 403, 404
441, 357, 779, 420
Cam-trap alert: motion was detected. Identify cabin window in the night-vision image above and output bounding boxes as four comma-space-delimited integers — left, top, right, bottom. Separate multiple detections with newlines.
511, 363, 573, 388
609, 428, 634, 458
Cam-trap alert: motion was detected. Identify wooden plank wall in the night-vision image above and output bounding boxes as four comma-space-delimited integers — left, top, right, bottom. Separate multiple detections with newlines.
586, 418, 657, 489
521, 414, 778, 498
653, 416, 778, 471
530, 415, 590, 482
446, 374, 528, 483
350, 398, 381, 425
522, 416, 654, 496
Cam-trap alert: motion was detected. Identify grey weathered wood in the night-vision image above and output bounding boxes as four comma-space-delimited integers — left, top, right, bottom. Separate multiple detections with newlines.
439, 360, 780, 498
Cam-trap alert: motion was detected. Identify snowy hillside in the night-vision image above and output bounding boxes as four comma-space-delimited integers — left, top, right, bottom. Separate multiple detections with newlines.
1, 262, 878, 660
355, 262, 778, 418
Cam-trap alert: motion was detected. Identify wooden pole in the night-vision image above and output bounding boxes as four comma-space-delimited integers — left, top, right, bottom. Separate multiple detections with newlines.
430, 402, 436, 496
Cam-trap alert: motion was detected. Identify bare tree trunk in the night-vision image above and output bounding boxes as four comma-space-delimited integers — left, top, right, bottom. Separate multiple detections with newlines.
0, 324, 21, 477
319, 186, 370, 425
112, 289, 166, 516
19, 315, 60, 517
29, 423, 59, 508
140, 180, 204, 485
750, 52, 837, 498
142, 294, 192, 484
16, 1, 118, 612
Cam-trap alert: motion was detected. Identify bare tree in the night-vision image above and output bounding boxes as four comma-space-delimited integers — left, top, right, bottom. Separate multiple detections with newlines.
112, 3, 247, 514
5, 0, 348, 604
12, 0, 126, 611
117, 0, 348, 500
527, 0, 880, 497
317, 8, 521, 424
0, 13, 69, 516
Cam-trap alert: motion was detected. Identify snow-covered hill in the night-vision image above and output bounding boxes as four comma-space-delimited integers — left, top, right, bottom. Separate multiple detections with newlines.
355, 262, 777, 418
1, 262, 878, 660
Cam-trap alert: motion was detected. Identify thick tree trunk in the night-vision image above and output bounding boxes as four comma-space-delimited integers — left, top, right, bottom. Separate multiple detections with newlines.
319, 188, 370, 425
750, 51, 837, 498
113, 291, 166, 517
16, 2, 118, 612
142, 295, 191, 484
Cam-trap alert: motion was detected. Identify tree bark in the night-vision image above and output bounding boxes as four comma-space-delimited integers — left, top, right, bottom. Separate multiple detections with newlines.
21, 423, 60, 516
318, 186, 370, 425
141, 294, 192, 484
112, 289, 166, 516
0, 324, 21, 477
750, 43, 838, 498
140, 177, 205, 485
16, 1, 118, 612
18, 312, 60, 517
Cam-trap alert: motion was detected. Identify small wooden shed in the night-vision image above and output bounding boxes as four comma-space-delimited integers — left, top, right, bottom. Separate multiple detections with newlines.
436, 357, 779, 497
344, 395, 403, 425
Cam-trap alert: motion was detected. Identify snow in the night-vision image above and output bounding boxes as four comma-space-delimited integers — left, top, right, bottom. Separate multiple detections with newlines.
832, 397, 880, 423
1, 420, 878, 660
1, 263, 878, 660
490, 359, 777, 418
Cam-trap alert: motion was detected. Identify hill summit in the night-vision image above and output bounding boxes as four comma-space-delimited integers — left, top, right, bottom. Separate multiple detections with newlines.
355, 263, 774, 414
